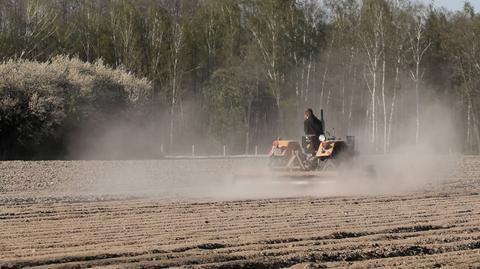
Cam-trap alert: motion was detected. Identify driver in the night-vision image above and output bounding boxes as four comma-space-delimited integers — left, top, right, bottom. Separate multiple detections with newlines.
304, 108, 324, 137
304, 108, 324, 151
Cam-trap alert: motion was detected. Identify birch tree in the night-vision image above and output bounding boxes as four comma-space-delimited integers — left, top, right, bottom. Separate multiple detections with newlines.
448, 4, 480, 152
325, 0, 360, 134
245, 0, 289, 134
109, 0, 140, 70
167, 1, 185, 148
359, 0, 390, 149
386, 0, 409, 152
145, 3, 169, 99
407, 4, 430, 145
295, 0, 324, 111
22, 0, 58, 60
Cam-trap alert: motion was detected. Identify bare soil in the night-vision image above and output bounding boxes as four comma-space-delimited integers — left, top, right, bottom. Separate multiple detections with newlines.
1, 156, 479, 268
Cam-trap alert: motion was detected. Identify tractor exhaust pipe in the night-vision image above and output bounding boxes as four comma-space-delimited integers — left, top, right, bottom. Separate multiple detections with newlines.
320, 109, 325, 132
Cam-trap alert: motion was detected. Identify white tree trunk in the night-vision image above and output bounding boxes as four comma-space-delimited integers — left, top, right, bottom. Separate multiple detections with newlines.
387, 52, 400, 152
371, 53, 377, 146
467, 99, 471, 149
169, 62, 177, 147
319, 37, 334, 109
381, 52, 387, 153
305, 55, 312, 105
169, 21, 183, 148
415, 61, 420, 145
409, 17, 430, 145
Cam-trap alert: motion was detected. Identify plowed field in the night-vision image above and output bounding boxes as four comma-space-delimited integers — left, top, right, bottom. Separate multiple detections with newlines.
1, 156, 480, 268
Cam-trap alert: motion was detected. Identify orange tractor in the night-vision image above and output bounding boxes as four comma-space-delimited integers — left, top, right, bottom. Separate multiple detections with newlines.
269, 110, 356, 176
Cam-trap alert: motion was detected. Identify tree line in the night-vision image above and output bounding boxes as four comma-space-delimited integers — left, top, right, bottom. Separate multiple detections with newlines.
0, 0, 479, 158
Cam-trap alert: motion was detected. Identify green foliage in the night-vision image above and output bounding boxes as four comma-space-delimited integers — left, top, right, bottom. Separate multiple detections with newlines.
203, 66, 257, 145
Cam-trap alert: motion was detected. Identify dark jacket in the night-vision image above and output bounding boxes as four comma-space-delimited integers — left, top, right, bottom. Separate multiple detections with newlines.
304, 114, 324, 137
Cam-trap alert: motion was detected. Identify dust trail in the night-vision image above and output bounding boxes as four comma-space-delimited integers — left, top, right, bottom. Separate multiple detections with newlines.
219, 154, 456, 200
78, 152, 456, 201
75, 94, 459, 200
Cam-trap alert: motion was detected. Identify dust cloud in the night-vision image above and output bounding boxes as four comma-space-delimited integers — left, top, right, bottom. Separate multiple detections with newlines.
66, 119, 164, 160
82, 150, 456, 201
69, 89, 460, 201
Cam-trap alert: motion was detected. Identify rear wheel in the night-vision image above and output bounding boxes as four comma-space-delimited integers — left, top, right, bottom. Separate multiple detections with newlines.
323, 159, 337, 171
304, 156, 318, 171
318, 158, 337, 171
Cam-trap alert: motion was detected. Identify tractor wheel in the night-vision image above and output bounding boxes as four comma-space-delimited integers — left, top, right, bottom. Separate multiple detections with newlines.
317, 158, 337, 171
304, 156, 318, 171
322, 159, 337, 171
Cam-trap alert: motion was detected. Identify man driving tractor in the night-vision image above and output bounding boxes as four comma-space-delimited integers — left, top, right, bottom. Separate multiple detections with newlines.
303, 108, 324, 152
268, 108, 357, 174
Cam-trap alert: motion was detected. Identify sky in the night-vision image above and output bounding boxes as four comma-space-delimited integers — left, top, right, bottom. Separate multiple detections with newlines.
429, 0, 480, 11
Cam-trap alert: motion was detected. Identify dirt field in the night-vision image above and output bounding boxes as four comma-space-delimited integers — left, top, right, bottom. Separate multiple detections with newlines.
1, 156, 480, 268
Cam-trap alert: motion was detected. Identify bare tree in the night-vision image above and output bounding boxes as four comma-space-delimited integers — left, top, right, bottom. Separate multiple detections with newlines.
110, 0, 139, 69
359, 0, 390, 149
245, 0, 288, 134
407, 6, 430, 145
168, 1, 185, 148
23, 0, 58, 59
